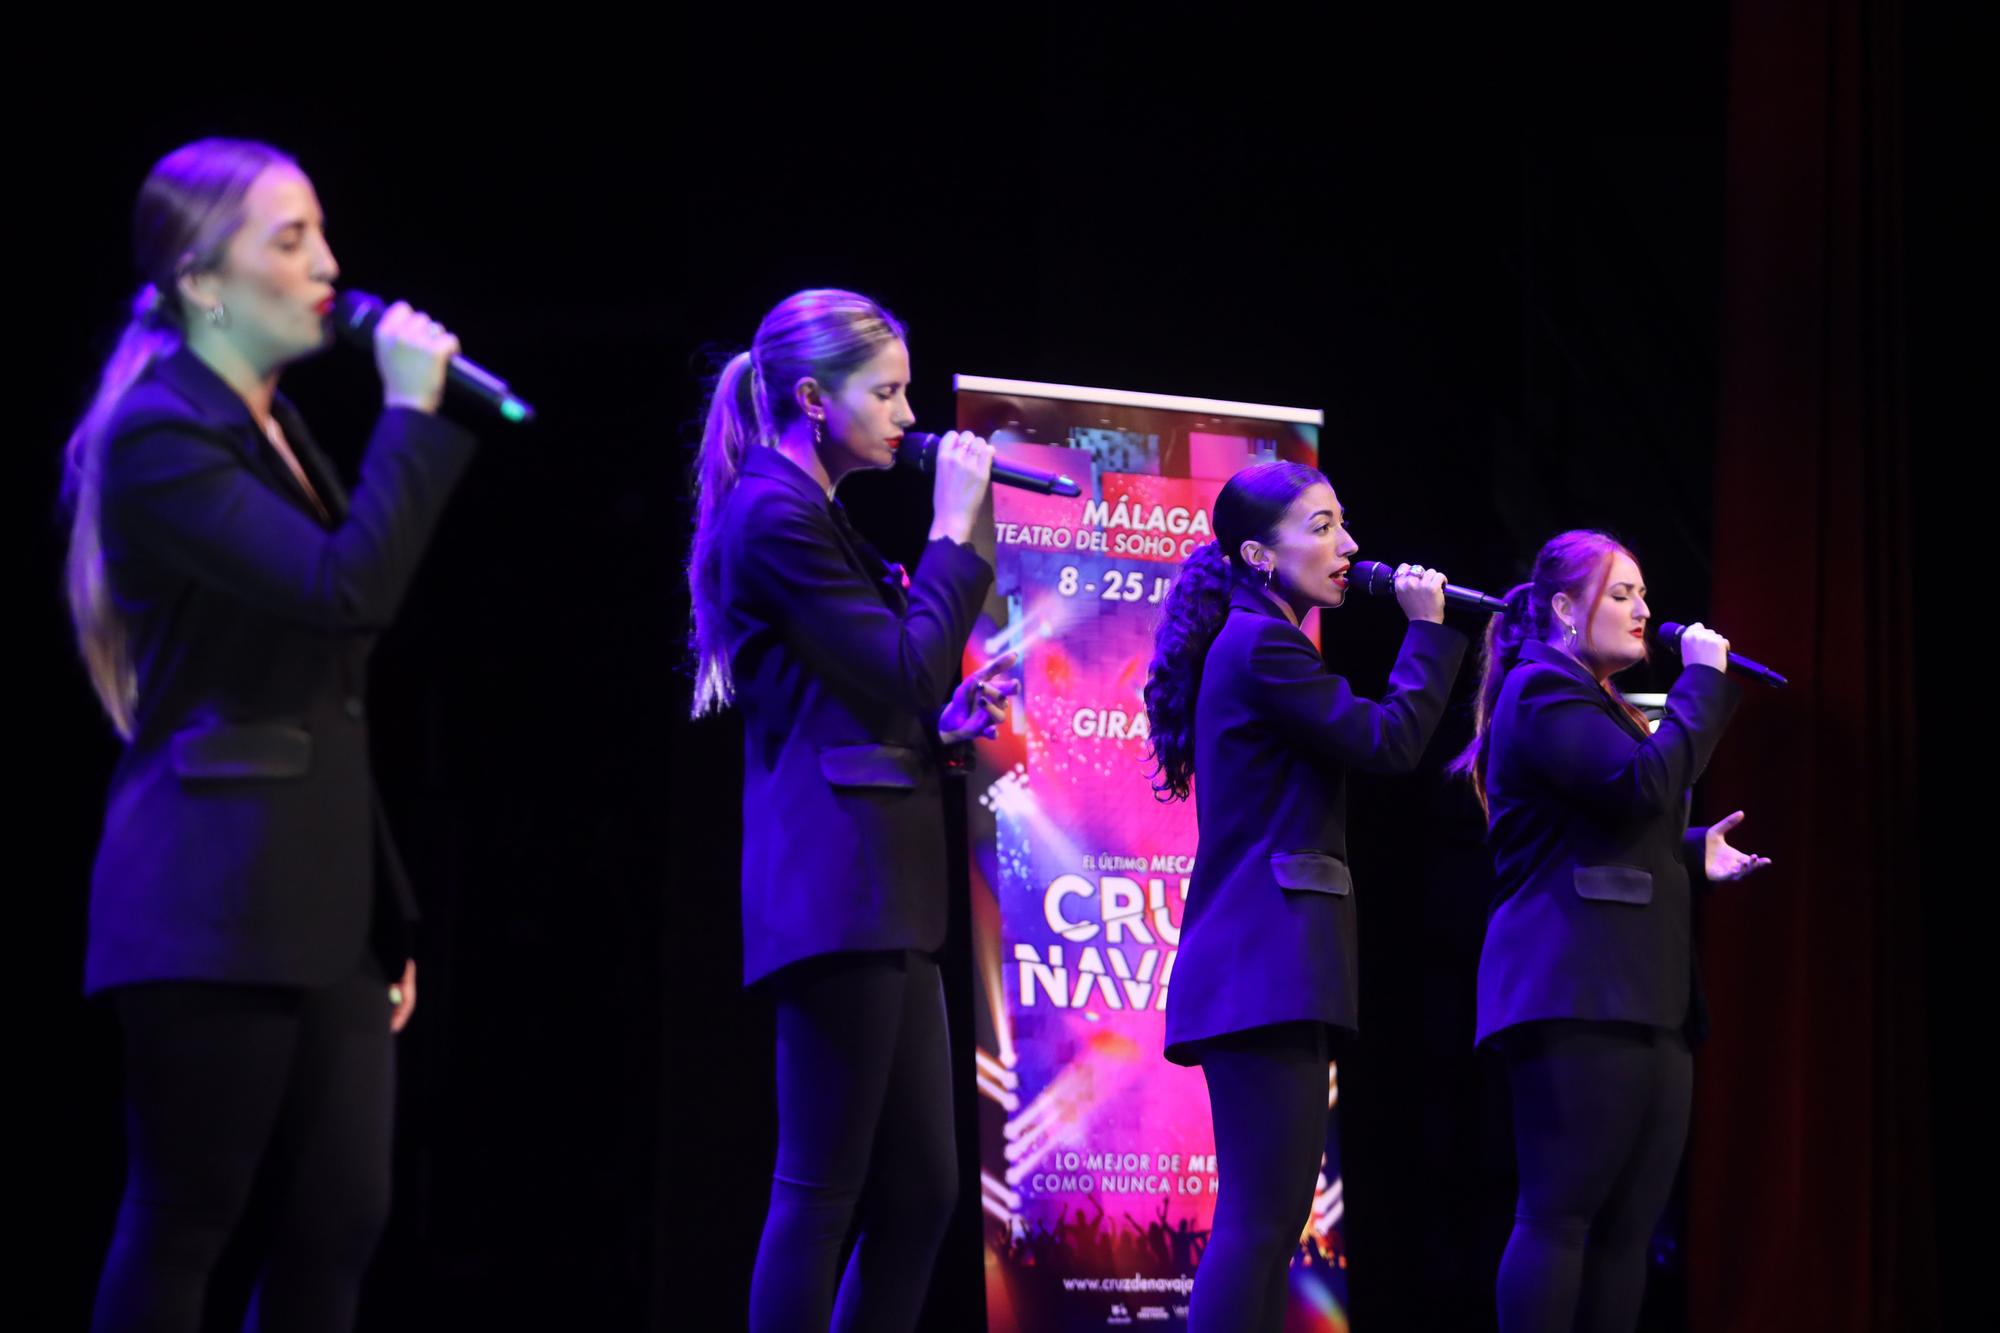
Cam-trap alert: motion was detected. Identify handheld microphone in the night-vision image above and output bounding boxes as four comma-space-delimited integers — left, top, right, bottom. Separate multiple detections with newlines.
894, 431, 1082, 497
1655, 622, 1788, 688
331, 290, 536, 424
1349, 560, 1509, 612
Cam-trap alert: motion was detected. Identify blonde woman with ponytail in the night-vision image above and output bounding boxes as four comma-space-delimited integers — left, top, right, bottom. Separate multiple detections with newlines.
687, 289, 1013, 1330
66, 140, 476, 1333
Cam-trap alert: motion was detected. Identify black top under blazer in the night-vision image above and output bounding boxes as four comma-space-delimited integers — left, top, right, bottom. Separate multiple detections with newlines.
86, 347, 477, 994
714, 447, 993, 986
1163, 587, 1466, 1065
1475, 641, 1740, 1045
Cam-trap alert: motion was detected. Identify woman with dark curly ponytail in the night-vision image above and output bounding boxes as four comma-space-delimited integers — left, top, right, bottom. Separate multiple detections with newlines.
1142, 461, 1468, 1331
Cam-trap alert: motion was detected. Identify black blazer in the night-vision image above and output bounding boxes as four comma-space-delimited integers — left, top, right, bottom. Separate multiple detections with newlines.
1163, 587, 1466, 1065
85, 347, 476, 994
715, 447, 993, 985
1474, 641, 1740, 1044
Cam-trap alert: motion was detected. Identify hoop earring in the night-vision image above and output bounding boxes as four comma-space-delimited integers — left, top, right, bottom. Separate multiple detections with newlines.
206, 302, 230, 330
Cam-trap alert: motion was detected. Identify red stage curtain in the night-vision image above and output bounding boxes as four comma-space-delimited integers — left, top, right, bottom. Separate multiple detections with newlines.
1691, 0, 1936, 1327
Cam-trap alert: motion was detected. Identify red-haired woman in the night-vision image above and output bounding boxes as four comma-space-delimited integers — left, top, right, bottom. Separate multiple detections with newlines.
1451, 530, 1770, 1332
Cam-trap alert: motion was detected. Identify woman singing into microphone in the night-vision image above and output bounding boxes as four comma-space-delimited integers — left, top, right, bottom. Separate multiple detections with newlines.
65, 140, 476, 1332
1143, 461, 1467, 1332
1451, 530, 1769, 1333
687, 289, 1014, 1330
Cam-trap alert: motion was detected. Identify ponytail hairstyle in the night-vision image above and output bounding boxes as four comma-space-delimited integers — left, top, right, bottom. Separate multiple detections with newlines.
1143, 460, 1327, 800
63, 138, 297, 738
1448, 528, 1652, 814
686, 289, 907, 716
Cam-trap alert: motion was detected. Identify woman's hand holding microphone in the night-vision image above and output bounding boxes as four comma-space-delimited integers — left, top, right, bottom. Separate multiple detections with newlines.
925, 431, 995, 547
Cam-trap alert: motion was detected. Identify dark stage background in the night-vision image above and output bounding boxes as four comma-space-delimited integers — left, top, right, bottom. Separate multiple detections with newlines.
22, 10, 1966, 1331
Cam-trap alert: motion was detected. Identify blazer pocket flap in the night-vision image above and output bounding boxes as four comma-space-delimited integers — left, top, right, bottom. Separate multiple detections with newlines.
171, 723, 313, 780
818, 744, 923, 790
1271, 851, 1352, 896
1573, 864, 1654, 904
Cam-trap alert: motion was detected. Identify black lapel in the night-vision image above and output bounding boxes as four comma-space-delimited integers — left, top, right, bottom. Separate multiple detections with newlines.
272, 394, 350, 523
740, 447, 909, 613
151, 349, 337, 528
1521, 641, 1650, 742
828, 502, 910, 615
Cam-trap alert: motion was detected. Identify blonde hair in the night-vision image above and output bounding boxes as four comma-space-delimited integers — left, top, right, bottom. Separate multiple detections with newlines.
686, 289, 905, 716
64, 138, 296, 737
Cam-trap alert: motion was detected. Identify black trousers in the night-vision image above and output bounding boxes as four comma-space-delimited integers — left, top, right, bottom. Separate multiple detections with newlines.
1187, 1021, 1332, 1333
749, 950, 958, 1333
1496, 1020, 1693, 1333
92, 963, 394, 1333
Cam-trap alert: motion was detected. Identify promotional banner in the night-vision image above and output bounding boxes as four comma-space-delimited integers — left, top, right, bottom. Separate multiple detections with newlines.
958, 377, 1352, 1331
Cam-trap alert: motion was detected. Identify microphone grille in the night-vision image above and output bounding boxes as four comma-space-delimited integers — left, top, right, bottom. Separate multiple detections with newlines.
1348, 560, 1395, 594
892, 431, 940, 475
329, 290, 385, 346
